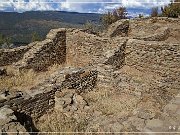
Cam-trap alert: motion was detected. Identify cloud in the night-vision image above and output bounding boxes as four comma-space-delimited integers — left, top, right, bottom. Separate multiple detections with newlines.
0, 0, 171, 16
0, 0, 59, 12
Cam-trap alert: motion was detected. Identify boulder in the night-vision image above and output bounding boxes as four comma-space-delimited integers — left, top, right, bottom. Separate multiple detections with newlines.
0, 106, 17, 126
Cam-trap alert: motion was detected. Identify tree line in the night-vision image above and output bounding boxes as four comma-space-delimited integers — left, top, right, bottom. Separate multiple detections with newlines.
0, 32, 41, 49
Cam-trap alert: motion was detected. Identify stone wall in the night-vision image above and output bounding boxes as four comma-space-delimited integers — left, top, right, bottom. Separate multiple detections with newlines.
103, 39, 127, 69
129, 17, 180, 43
0, 43, 34, 66
14, 28, 66, 71
101, 19, 130, 37
0, 67, 98, 121
101, 17, 180, 43
126, 39, 180, 75
66, 29, 127, 68
134, 27, 170, 41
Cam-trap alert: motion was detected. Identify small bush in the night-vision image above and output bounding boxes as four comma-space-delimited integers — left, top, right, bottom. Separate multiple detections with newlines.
101, 6, 128, 27
138, 14, 144, 18
151, 7, 159, 17
161, 0, 180, 18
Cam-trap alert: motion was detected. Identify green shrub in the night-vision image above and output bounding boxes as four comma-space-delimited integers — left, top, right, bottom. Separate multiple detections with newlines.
101, 7, 128, 27
161, 0, 180, 18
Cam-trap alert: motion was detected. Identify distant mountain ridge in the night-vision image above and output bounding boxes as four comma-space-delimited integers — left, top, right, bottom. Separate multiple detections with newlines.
0, 11, 102, 46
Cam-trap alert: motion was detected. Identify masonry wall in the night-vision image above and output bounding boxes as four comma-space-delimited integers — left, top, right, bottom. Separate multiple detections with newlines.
66, 29, 127, 68
14, 28, 66, 71
126, 39, 180, 77
0, 68, 98, 121
129, 17, 180, 43
0, 43, 34, 66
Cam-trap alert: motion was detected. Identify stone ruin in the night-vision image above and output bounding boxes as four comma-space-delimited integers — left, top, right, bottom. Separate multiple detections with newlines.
0, 17, 180, 134
0, 67, 98, 133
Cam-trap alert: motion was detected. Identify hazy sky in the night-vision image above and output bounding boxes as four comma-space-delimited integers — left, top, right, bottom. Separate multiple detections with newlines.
0, 0, 171, 17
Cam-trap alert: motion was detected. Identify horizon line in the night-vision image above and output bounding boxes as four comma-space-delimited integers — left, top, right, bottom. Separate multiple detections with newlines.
0, 2, 175, 4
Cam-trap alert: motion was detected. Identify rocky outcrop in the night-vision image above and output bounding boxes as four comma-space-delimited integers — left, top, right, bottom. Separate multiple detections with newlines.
55, 89, 89, 112
14, 28, 66, 71
0, 107, 30, 135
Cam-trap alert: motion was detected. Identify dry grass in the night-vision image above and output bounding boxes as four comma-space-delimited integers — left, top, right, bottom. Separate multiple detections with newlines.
119, 65, 161, 84
0, 64, 64, 91
82, 86, 114, 105
83, 85, 139, 117
37, 110, 89, 135
37, 110, 76, 134
94, 93, 138, 116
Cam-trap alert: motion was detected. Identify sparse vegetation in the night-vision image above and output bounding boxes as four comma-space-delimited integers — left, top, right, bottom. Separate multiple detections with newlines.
37, 110, 89, 133
84, 21, 94, 31
0, 34, 4, 45
0, 64, 64, 91
83, 20, 99, 34
151, 7, 159, 17
138, 14, 144, 18
161, 0, 180, 18
101, 7, 128, 27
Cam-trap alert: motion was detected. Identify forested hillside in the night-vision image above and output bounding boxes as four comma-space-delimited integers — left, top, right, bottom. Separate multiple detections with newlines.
0, 11, 101, 46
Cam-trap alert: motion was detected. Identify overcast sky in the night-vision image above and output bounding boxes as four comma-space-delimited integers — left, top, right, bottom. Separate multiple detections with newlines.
0, 0, 171, 17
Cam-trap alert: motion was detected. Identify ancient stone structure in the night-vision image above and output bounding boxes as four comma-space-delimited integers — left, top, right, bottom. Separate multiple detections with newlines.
0, 17, 180, 133
102, 19, 130, 37
103, 39, 127, 69
126, 39, 180, 74
66, 28, 127, 68
14, 28, 66, 71
0, 43, 34, 66
134, 27, 170, 41
0, 67, 97, 123
128, 17, 180, 43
